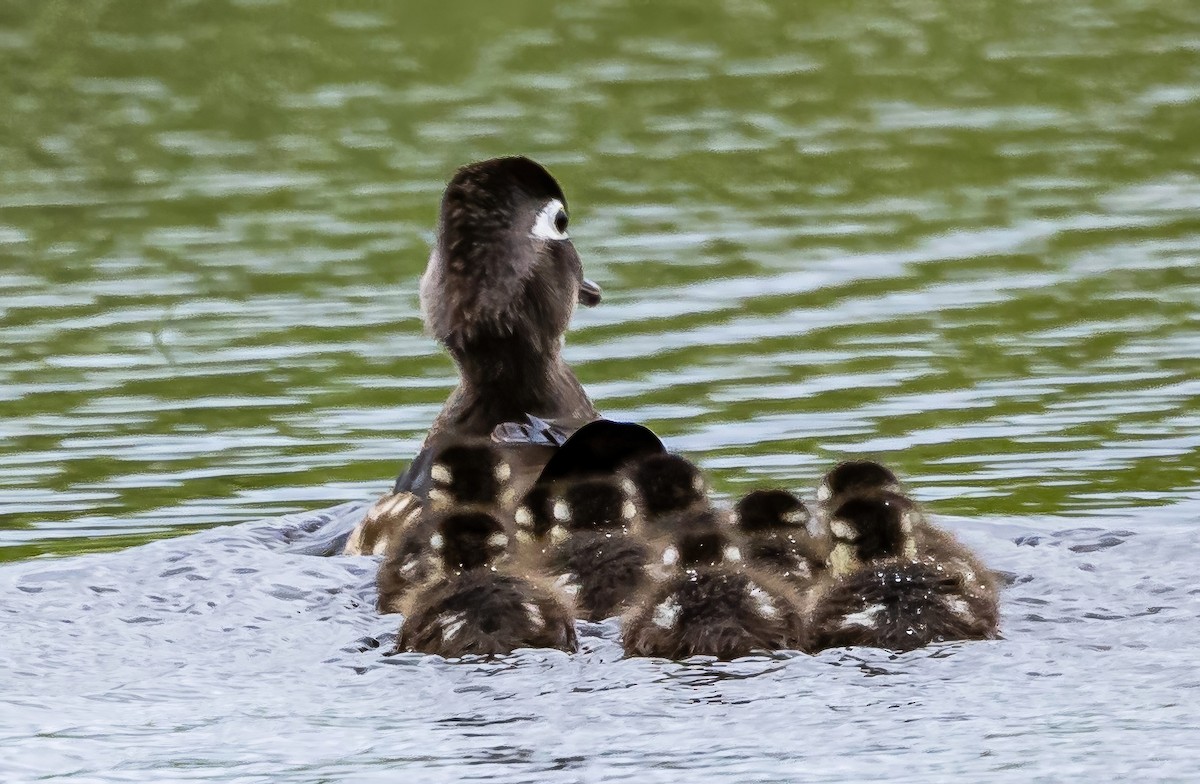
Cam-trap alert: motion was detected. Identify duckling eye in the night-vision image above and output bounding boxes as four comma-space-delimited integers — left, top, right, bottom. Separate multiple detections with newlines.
531, 198, 569, 241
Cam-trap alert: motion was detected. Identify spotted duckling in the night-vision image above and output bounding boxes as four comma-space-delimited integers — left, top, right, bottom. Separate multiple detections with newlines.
623, 452, 709, 534
397, 509, 578, 656
734, 489, 826, 590
623, 510, 804, 660
803, 491, 999, 653
536, 477, 651, 621
375, 441, 514, 614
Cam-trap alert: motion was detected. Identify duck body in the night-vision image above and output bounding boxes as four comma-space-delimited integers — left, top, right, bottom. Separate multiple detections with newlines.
343, 156, 605, 556
550, 529, 651, 622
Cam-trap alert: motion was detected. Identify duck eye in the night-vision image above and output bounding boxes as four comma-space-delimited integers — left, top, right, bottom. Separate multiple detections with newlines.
531, 198, 569, 241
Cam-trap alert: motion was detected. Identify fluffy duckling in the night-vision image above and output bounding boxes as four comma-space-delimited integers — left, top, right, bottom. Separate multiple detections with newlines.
397, 509, 578, 656
734, 489, 826, 590
375, 441, 514, 614
537, 477, 651, 621
344, 156, 603, 555
622, 510, 804, 660
803, 492, 999, 653
816, 459, 900, 507
623, 452, 709, 534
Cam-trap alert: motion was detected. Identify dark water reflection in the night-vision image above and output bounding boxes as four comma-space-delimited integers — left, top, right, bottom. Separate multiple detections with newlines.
1, 0, 1199, 778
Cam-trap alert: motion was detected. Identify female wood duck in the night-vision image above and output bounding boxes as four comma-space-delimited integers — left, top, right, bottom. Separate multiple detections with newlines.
531, 476, 651, 621
397, 508, 578, 657
344, 157, 604, 556
803, 491, 999, 653
622, 509, 805, 660
734, 489, 826, 591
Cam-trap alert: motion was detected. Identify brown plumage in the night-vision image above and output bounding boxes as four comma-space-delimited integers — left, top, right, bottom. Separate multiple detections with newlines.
734, 488, 826, 590
623, 452, 710, 535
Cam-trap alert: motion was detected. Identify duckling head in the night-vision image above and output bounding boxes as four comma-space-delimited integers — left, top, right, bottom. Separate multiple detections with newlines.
826, 492, 917, 577
427, 440, 514, 510
734, 488, 810, 533
625, 453, 708, 519
817, 459, 900, 504
420, 157, 601, 363
658, 509, 742, 571
549, 477, 638, 535
429, 510, 510, 572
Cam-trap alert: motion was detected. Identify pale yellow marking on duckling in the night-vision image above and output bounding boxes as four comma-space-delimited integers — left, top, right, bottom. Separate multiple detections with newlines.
554, 573, 580, 599
440, 611, 467, 640
622, 501, 636, 521
620, 477, 638, 497
692, 475, 705, 494
839, 604, 885, 630
723, 545, 742, 563
429, 533, 444, 551
829, 519, 856, 542
500, 488, 517, 509
428, 488, 450, 511
944, 597, 972, 619
828, 542, 859, 579
549, 525, 569, 545
553, 500, 570, 522
486, 532, 509, 550
515, 530, 534, 547
783, 509, 807, 525
661, 546, 679, 566
652, 597, 681, 629
522, 601, 545, 629
400, 556, 422, 575
816, 482, 832, 502
748, 585, 778, 619
430, 463, 452, 485
494, 461, 512, 483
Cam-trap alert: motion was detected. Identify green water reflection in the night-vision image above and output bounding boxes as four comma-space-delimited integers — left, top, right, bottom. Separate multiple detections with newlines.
1, 0, 1198, 560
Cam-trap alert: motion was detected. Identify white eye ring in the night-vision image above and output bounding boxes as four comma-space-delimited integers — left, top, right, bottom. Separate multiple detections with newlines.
531, 199, 569, 240
553, 500, 570, 522
429, 533, 444, 551
662, 546, 679, 566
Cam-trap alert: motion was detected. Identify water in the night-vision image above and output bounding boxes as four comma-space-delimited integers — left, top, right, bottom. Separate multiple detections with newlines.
2, 0, 1199, 779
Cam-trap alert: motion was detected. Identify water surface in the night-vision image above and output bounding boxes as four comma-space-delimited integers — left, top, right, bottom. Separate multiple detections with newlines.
1, 0, 1198, 780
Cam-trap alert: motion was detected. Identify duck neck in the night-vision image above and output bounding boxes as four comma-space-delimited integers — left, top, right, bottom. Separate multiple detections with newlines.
443, 331, 595, 435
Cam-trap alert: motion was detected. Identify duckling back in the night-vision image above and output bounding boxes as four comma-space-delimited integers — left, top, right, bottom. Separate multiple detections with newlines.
734, 489, 825, 589
398, 510, 577, 656
538, 477, 651, 621
804, 490, 999, 652
622, 511, 804, 660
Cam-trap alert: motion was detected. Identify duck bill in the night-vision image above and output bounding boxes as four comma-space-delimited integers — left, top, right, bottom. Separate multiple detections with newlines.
578, 278, 602, 307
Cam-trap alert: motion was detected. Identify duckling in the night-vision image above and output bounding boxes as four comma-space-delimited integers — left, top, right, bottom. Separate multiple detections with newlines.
375, 440, 514, 614
816, 459, 900, 507
803, 492, 999, 653
398, 509, 578, 656
622, 510, 804, 660
344, 156, 604, 555
536, 477, 652, 621
734, 489, 826, 590
623, 452, 710, 534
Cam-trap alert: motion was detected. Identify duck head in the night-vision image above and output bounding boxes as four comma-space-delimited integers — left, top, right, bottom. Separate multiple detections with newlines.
549, 477, 638, 536
659, 509, 741, 571
420, 157, 601, 362
429, 510, 510, 572
427, 440, 514, 511
816, 459, 900, 505
624, 453, 708, 520
734, 489, 810, 533
826, 491, 919, 577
